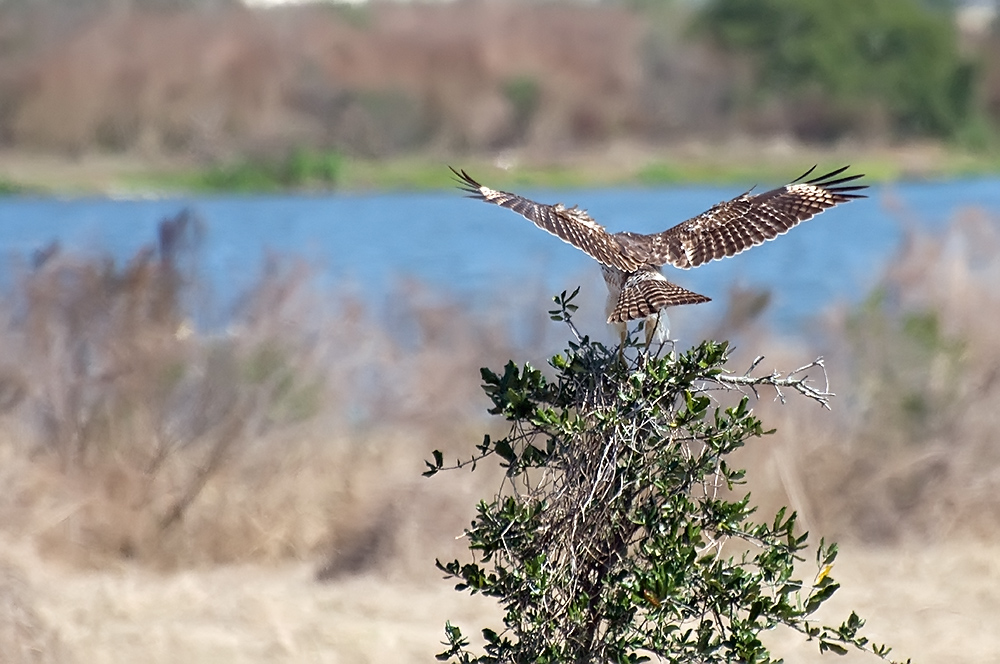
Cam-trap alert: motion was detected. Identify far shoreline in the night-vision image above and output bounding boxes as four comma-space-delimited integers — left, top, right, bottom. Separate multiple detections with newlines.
1, 138, 998, 197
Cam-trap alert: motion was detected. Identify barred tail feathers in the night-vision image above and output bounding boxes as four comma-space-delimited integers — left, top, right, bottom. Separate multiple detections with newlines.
607, 270, 710, 324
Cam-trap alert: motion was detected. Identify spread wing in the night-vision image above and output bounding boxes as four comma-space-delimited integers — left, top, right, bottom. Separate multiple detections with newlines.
625, 166, 867, 270
451, 167, 643, 272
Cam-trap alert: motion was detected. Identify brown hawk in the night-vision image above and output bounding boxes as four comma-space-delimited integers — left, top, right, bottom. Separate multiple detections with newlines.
452, 166, 866, 344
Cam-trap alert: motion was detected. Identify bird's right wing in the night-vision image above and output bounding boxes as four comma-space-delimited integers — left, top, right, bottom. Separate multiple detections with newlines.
451, 167, 642, 272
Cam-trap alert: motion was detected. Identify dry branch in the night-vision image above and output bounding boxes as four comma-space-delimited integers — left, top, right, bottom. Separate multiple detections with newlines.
710, 355, 835, 409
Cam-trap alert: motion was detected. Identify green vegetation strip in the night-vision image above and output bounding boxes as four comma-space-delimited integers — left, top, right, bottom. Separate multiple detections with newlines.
161, 153, 1000, 194
23, 146, 1000, 196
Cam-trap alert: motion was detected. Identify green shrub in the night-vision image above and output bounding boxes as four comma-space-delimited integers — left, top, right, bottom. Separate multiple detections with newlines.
196, 147, 343, 192
0, 177, 25, 194
426, 290, 906, 664
502, 75, 542, 141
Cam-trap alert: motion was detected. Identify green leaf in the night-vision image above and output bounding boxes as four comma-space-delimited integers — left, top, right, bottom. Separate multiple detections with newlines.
819, 641, 849, 655
804, 582, 841, 615
422, 449, 444, 477
494, 438, 516, 464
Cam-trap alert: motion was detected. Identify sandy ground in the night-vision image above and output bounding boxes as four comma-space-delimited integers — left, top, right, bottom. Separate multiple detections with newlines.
1, 536, 998, 663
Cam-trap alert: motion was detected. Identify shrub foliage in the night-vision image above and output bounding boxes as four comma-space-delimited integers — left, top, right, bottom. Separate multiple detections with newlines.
426, 291, 906, 664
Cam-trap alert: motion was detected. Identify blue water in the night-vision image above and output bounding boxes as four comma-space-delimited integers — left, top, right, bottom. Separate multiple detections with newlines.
0, 177, 998, 331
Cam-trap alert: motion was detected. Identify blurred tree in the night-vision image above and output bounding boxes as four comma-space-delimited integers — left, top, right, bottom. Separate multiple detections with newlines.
502, 75, 542, 144
695, 0, 977, 140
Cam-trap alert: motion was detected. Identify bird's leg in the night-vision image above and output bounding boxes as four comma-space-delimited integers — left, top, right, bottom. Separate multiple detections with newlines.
641, 314, 660, 364
614, 320, 627, 364
643, 310, 672, 358
643, 314, 657, 350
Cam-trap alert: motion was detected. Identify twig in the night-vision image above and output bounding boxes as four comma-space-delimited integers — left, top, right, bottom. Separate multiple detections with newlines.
709, 356, 835, 409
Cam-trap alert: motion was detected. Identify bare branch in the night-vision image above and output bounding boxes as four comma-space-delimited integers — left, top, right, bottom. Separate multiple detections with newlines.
709, 356, 835, 409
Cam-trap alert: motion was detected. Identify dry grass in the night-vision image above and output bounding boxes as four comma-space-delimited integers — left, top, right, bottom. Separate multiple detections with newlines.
1, 207, 1000, 572
0, 206, 998, 659
730, 207, 1000, 545
0, 211, 515, 573
0, 556, 71, 663
0, 535, 996, 663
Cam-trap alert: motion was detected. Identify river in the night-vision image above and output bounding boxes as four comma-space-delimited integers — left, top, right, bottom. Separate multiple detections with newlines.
0, 176, 998, 333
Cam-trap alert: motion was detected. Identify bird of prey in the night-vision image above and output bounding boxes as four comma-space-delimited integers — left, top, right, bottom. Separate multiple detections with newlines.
452, 166, 866, 346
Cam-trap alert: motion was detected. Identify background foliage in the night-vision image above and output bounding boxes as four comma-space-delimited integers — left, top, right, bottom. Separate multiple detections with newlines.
0, 0, 997, 174
696, 0, 979, 140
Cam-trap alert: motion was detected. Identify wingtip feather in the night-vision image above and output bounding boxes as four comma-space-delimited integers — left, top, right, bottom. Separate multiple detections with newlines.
797, 166, 869, 199
792, 164, 818, 183
449, 165, 484, 195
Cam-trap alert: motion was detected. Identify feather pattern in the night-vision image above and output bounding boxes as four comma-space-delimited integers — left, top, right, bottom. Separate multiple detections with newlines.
608, 268, 710, 324
639, 166, 867, 269
452, 168, 643, 272
452, 165, 866, 326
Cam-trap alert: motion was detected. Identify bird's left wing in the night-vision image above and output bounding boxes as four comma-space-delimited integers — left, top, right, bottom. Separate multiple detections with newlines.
635, 166, 867, 270
452, 167, 643, 272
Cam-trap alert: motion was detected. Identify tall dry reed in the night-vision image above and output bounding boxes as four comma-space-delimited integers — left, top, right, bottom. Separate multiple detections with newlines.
733, 207, 1000, 544
0, 207, 998, 576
